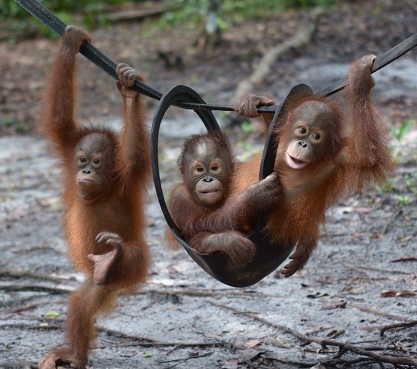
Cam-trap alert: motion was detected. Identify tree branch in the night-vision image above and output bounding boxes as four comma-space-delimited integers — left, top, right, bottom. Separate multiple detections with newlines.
206, 299, 417, 367
233, 8, 324, 100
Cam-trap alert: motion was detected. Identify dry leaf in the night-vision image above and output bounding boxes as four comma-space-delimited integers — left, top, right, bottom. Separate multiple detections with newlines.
240, 348, 260, 361
223, 358, 239, 369
396, 291, 417, 297
269, 338, 291, 349
322, 300, 347, 310
391, 255, 417, 262
326, 329, 345, 338
247, 339, 260, 347
398, 236, 413, 243
381, 290, 416, 297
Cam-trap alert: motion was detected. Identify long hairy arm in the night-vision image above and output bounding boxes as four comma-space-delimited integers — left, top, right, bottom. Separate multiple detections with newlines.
115, 64, 151, 186
346, 55, 393, 190
41, 26, 91, 157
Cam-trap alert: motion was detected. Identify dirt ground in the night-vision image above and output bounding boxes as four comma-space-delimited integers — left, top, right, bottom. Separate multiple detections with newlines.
1, 1, 417, 368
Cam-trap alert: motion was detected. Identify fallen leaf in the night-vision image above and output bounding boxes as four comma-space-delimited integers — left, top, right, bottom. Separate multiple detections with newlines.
381, 290, 416, 297
269, 338, 291, 349
391, 255, 417, 262
326, 329, 345, 338
381, 290, 397, 297
46, 311, 60, 317
322, 300, 347, 310
38, 197, 60, 207
240, 348, 260, 361
398, 236, 413, 243
396, 291, 417, 297
247, 339, 260, 347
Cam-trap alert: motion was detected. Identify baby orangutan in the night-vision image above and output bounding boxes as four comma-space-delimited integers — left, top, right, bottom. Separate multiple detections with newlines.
167, 131, 281, 267
39, 26, 151, 368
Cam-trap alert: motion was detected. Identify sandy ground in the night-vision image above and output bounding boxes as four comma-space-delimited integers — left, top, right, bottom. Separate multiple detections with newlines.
1, 116, 417, 369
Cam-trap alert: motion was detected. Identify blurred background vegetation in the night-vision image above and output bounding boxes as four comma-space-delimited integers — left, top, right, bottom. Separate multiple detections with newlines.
1, 0, 337, 42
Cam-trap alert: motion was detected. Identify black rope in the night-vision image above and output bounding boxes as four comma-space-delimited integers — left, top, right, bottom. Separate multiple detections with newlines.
15, 0, 163, 101
16, 0, 417, 113
316, 32, 417, 97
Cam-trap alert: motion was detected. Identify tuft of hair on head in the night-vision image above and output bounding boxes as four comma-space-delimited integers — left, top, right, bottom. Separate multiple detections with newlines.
177, 131, 233, 174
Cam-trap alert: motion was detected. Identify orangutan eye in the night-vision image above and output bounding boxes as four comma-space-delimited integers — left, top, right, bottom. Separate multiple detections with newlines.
211, 165, 219, 171
196, 166, 204, 172
93, 159, 100, 165
311, 133, 321, 140
298, 127, 307, 134
79, 157, 87, 163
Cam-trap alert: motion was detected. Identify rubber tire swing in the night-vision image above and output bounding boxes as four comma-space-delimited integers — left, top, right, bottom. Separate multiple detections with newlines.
151, 83, 313, 287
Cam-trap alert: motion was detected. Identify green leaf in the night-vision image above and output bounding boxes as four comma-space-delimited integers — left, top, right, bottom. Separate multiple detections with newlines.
46, 311, 60, 317
241, 121, 255, 133
391, 119, 416, 140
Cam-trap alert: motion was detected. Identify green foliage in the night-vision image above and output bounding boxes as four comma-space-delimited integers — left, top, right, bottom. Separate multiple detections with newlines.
0, 0, 128, 39
391, 119, 416, 141
0, 0, 127, 18
159, 0, 336, 28
392, 194, 411, 206
0, 0, 32, 37
45, 311, 60, 317
236, 140, 263, 161
2, 0, 336, 40
280, 0, 336, 8
0, 0, 22, 18
377, 177, 394, 194
241, 120, 255, 133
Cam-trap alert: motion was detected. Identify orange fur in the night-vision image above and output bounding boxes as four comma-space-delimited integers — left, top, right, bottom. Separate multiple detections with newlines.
166, 132, 258, 266
167, 133, 282, 267
244, 55, 393, 276
39, 26, 150, 369
197, 55, 393, 277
